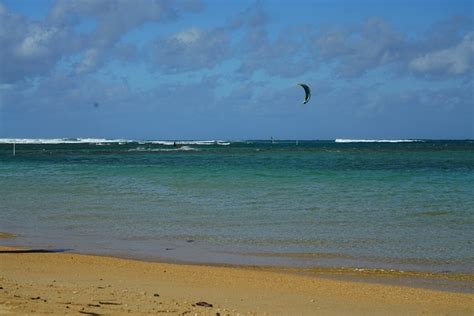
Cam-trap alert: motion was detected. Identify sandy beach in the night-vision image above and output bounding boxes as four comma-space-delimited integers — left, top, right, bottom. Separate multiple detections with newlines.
0, 245, 472, 315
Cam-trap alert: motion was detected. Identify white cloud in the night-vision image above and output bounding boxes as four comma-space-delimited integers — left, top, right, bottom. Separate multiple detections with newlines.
149, 26, 230, 73
314, 17, 405, 78
409, 32, 474, 76
0, 8, 77, 83
0, 0, 204, 82
16, 25, 59, 58
311, 16, 474, 80
235, 4, 311, 78
174, 27, 202, 44
75, 48, 102, 74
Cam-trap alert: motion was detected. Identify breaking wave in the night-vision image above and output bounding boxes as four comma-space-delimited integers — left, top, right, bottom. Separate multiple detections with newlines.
128, 146, 199, 152
0, 138, 133, 144
149, 140, 230, 146
335, 139, 423, 143
0, 138, 231, 146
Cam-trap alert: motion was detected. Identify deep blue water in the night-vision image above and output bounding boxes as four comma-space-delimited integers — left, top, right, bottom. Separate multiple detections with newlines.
1, 139, 473, 272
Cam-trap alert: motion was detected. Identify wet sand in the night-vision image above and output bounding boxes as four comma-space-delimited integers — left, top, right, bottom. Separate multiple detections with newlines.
0, 245, 473, 315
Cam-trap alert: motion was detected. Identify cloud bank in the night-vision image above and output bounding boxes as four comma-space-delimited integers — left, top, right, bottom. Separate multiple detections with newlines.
0, 0, 472, 139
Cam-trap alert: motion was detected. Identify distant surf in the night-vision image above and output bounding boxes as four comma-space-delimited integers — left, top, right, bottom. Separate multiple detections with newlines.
149, 140, 230, 146
0, 138, 231, 145
1, 138, 428, 145
0, 138, 133, 144
335, 139, 423, 143
128, 146, 199, 152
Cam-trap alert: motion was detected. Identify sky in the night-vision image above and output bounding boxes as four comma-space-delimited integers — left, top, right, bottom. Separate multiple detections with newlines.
0, 0, 472, 140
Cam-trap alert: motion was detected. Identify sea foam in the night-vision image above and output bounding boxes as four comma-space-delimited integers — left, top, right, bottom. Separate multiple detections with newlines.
335, 139, 422, 143
128, 146, 199, 152
149, 140, 230, 146
0, 138, 231, 145
0, 138, 133, 144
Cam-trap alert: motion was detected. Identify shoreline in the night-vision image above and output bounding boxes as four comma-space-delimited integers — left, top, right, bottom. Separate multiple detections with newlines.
1, 245, 473, 315
2, 231, 472, 276
1, 231, 473, 294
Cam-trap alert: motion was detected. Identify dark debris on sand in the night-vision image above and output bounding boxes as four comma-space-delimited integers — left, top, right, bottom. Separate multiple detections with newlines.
195, 301, 213, 307
99, 301, 122, 305
79, 311, 102, 316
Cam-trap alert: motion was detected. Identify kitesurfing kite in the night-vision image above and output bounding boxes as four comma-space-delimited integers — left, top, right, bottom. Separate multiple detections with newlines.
297, 83, 311, 104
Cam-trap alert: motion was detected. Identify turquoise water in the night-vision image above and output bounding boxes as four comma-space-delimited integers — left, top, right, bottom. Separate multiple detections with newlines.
1, 140, 473, 272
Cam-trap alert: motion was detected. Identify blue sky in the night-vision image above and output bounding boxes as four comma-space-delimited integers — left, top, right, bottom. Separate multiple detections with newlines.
0, 0, 472, 140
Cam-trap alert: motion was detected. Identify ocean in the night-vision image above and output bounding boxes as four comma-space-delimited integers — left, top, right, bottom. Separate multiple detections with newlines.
1, 139, 473, 273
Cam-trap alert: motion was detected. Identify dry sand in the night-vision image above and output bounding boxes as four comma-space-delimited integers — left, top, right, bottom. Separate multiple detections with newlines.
0, 246, 472, 315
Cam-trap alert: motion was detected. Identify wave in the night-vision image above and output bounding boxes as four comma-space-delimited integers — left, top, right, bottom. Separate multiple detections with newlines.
149, 140, 230, 146
0, 138, 231, 145
128, 146, 199, 152
335, 139, 423, 143
0, 138, 133, 144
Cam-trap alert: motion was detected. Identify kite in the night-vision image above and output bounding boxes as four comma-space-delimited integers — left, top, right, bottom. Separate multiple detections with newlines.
297, 83, 311, 104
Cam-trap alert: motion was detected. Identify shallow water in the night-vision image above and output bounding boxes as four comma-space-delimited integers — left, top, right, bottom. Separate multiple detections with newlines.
1, 139, 473, 272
